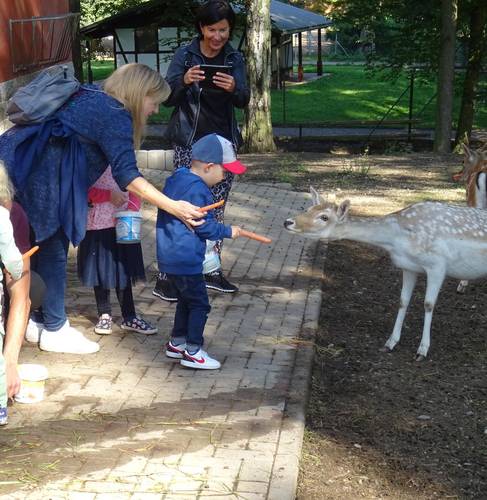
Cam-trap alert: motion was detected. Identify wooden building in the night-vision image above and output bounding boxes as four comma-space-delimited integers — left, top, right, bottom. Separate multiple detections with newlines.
81, 0, 331, 85
0, 0, 78, 130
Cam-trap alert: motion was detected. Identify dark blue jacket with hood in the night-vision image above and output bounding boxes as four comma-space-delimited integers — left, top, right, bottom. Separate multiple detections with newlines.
156, 167, 232, 275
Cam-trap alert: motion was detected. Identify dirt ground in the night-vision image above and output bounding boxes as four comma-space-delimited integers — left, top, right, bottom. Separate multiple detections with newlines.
242, 150, 486, 500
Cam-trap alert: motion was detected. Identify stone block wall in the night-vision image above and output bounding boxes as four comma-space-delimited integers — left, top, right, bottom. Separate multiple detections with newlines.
136, 149, 174, 172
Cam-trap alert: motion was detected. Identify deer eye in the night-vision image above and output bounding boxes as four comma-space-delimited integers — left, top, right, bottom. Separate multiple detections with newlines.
319, 214, 328, 222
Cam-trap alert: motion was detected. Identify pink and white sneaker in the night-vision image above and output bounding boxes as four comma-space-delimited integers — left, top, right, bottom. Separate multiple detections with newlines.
180, 348, 221, 370
165, 340, 186, 359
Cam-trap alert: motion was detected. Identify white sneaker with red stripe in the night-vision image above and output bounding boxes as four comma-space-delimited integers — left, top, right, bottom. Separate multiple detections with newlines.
165, 340, 186, 359
180, 348, 221, 370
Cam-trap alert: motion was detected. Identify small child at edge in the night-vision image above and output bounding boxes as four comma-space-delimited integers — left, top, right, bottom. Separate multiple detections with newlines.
157, 133, 245, 369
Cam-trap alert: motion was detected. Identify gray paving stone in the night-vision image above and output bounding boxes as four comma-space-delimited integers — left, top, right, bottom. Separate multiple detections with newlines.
0, 180, 324, 500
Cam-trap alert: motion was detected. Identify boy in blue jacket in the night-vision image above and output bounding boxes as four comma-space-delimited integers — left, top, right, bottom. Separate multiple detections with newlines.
157, 133, 245, 369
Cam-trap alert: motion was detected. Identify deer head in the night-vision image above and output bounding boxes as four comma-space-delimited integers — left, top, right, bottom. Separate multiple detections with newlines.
452, 143, 487, 182
284, 187, 351, 240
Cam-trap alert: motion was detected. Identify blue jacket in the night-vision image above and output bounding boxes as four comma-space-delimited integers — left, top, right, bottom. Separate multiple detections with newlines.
164, 37, 250, 148
0, 86, 141, 245
157, 167, 232, 275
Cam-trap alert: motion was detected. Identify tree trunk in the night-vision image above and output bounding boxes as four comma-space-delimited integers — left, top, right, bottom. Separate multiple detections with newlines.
434, 0, 458, 153
455, 1, 487, 146
242, 0, 276, 153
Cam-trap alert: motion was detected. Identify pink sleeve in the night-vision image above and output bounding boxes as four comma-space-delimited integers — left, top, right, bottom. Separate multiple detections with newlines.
128, 193, 141, 211
88, 187, 112, 204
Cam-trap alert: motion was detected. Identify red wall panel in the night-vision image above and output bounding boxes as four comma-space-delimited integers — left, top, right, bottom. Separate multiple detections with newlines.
0, 0, 70, 82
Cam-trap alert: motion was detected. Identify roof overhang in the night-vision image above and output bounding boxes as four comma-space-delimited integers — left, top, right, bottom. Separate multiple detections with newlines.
270, 0, 332, 35
81, 0, 332, 39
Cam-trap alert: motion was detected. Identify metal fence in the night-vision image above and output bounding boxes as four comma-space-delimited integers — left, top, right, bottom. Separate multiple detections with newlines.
9, 13, 79, 73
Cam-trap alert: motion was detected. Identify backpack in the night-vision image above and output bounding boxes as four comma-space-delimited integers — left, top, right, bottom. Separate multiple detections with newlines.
6, 65, 80, 125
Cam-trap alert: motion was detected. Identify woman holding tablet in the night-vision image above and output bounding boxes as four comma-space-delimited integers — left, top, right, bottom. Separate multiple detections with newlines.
155, 0, 250, 299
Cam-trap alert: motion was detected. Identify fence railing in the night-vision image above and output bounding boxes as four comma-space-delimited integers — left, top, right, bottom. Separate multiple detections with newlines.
9, 13, 79, 73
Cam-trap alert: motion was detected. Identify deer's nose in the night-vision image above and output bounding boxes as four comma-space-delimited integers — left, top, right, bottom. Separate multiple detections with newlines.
284, 219, 294, 228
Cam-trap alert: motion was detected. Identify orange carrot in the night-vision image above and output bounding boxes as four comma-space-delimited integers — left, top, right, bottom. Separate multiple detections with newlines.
22, 245, 39, 260
240, 229, 272, 244
199, 200, 225, 212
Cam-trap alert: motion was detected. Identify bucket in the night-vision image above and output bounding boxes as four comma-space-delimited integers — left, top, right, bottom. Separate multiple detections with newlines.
203, 240, 221, 274
115, 210, 142, 244
15, 364, 48, 404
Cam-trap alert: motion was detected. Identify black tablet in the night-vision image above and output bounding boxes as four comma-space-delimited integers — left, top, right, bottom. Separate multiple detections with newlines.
199, 64, 231, 89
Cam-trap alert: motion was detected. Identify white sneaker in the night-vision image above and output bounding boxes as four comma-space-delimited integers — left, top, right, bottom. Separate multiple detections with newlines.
180, 348, 221, 370
40, 320, 100, 354
25, 318, 44, 343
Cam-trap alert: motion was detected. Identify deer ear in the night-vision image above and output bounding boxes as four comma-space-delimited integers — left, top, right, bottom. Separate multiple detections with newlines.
462, 143, 472, 155
310, 186, 325, 206
336, 200, 350, 221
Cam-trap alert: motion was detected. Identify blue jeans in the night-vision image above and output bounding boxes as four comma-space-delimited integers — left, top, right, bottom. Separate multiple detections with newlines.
166, 274, 211, 348
32, 228, 69, 331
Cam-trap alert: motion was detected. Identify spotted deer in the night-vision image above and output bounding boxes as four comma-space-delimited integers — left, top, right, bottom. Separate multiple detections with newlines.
284, 187, 487, 359
452, 143, 487, 293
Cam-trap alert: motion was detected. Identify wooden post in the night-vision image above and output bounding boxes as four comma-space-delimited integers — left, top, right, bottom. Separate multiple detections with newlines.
276, 41, 281, 90
282, 78, 286, 123
69, 0, 83, 82
317, 28, 323, 76
297, 32, 303, 82
86, 40, 93, 83
408, 69, 415, 142
113, 31, 117, 69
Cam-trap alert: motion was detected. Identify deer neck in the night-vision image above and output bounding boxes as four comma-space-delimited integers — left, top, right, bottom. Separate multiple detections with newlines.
334, 216, 398, 251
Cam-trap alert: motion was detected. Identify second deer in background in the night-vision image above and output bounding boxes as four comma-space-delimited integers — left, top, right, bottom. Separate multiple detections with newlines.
452, 143, 487, 293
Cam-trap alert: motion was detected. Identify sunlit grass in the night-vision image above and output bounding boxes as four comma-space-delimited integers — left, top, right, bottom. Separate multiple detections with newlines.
82, 59, 115, 81
82, 60, 486, 129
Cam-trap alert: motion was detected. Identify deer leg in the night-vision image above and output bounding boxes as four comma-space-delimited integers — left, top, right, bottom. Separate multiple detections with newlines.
417, 269, 445, 360
383, 270, 417, 352
457, 279, 469, 294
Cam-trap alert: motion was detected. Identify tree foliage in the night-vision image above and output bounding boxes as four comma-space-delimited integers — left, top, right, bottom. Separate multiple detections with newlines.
80, 0, 148, 26
326, 0, 486, 147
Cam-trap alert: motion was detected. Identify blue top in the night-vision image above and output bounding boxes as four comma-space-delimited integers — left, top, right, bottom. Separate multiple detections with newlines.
157, 167, 232, 275
0, 85, 141, 245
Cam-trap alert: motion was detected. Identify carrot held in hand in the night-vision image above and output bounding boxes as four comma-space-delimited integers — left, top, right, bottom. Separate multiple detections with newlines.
199, 200, 225, 212
22, 245, 39, 260
240, 229, 272, 244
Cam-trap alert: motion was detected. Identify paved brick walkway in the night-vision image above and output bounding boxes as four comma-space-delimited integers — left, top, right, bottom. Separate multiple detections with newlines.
0, 170, 324, 500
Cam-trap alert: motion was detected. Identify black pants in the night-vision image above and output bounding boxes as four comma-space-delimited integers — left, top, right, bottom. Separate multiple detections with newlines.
94, 285, 135, 320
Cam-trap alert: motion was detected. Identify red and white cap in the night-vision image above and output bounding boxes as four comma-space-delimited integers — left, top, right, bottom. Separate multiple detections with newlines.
191, 133, 247, 174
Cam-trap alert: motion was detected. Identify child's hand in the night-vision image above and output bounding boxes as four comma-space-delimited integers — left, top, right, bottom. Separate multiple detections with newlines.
231, 226, 242, 239
111, 191, 126, 207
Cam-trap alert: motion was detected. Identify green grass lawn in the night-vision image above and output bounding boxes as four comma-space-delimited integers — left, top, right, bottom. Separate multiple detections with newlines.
83, 60, 486, 129
271, 65, 487, 129
82, 59, 116, 81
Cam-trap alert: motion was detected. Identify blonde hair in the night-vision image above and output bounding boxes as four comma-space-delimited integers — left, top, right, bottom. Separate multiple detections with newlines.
0, 160, 15, 206
103, 63, 171, 149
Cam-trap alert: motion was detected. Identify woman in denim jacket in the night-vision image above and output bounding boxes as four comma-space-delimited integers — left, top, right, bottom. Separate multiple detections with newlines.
0, 64, 204, 356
